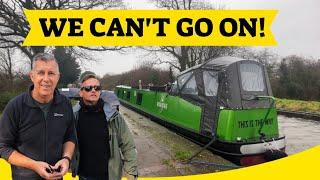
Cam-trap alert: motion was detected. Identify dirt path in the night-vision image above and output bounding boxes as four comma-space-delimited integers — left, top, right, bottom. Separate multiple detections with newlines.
120, 105, 235, 177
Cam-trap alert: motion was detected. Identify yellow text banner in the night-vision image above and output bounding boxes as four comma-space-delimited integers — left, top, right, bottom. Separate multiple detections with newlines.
23, 10, 277, 46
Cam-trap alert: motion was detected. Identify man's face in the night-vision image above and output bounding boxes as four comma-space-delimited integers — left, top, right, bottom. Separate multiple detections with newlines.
79, 78, 101, 105
29, 60, 60, 100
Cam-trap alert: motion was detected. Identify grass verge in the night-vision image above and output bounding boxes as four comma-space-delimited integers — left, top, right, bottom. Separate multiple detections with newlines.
276, 98, 320, 114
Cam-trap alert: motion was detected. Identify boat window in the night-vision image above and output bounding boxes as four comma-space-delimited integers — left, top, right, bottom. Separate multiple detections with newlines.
116, 89, 121, 98
177, 72, 192, 90
136, 93, 143, 105
240, 63, 265, 91
170, 81, 178, 94
181, 75, 198, 95
203, 71, 218, 96
126, 91, 131, 100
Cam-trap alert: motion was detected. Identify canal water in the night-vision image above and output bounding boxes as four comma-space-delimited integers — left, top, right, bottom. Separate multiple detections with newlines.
278, 115, 320, 155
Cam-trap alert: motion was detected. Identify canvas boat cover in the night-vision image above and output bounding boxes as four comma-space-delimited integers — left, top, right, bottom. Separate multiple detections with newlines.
175, 56, 273, 137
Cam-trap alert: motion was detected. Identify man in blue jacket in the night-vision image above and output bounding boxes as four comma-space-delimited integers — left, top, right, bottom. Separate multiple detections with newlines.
0, 53, 76, 179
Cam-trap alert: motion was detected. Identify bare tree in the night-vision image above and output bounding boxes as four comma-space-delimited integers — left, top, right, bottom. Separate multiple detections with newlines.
0, 48, 14, 87
143, 46, 240, 71
101, 60, 172, 90
0, 0, 124, 69
142, 0, 238, 72
152, 0, 220, 10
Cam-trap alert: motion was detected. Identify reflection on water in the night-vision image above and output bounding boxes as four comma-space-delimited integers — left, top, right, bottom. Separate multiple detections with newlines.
278, 115, 320, 155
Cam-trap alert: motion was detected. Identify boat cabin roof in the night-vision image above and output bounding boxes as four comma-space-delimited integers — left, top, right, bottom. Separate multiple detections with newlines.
179, 56, 245, 76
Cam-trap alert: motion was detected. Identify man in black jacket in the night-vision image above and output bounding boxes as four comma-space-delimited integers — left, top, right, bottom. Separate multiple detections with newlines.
0, 53, 76, 180
71, 74, 138, 180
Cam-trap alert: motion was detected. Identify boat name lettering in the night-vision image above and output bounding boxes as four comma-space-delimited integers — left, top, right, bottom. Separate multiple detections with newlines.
238, 118, 273, 128
157, 102, 168, 110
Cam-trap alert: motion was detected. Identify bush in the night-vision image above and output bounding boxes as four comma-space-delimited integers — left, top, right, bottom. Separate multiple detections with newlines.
0, 91, 21, 111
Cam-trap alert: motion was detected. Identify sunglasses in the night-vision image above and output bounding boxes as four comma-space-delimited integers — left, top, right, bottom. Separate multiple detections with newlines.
81, 85, 102, 92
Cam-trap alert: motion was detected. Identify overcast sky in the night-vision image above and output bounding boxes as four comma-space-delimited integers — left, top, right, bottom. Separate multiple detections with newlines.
85, 0, 320, 76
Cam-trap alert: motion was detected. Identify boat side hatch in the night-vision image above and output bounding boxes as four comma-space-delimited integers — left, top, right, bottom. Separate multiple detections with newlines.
196, 70, 219, 137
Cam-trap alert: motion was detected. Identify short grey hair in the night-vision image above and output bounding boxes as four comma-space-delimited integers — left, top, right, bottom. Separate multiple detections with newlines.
32, 53, 59, 72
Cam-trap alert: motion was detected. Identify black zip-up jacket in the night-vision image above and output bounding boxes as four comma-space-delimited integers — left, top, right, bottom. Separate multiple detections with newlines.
0, 86, 76, 179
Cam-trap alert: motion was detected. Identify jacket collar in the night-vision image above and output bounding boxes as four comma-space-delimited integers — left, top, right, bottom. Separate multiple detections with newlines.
25, 85, 63, 107
73, 98, 117, 122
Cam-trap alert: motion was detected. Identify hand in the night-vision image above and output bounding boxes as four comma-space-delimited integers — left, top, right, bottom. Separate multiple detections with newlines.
126, 174, 138, 180
31, 161, 62, 180
52, 158, 69, 177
